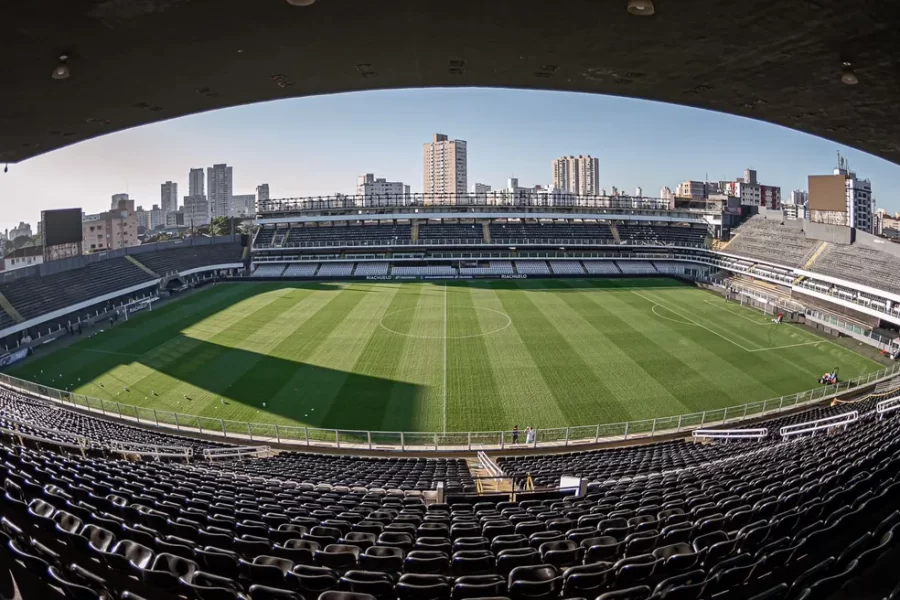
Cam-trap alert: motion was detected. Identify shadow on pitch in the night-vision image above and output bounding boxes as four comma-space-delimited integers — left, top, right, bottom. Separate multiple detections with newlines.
20, 333, 426, 432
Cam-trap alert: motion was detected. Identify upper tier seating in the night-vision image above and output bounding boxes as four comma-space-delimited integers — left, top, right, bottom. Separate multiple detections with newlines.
549, 260, 585, 275
1, 403, 898, 600
491, 223, 614, 243
0, 306, 17, 331
0, 259, 156, 322
616, 225, 706, 247
354, 263, 390, 276
811, 243, 900, 296
418, 224, 483, 242
725, 216, 820, 267
255, 228, 276, 246
317, 263, 354, 277
282, 225, 412, 247
136, 243, 243, 276
615, 261, 657, 275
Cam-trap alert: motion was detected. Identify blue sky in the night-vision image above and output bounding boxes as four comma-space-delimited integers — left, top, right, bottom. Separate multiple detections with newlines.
2, 87, 899, 233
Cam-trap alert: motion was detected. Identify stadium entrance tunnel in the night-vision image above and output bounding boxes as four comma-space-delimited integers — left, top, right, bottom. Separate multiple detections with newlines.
26, 333, 427, 433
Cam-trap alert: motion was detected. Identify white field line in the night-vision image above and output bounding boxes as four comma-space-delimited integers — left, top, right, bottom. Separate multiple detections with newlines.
651, 304, 695, 326
443, 282, 448, 433
703, 299, 775, 325
631, 289, 756, 352
748, 340, 824, 353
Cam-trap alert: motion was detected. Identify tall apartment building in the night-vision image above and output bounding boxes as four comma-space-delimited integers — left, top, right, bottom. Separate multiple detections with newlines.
8, 222, 32, 241
207, 163, 233, 219
423, 133, 467, 203
720, 169, 780, 209
839, 167, 874, 233
232, 194, 256, 217
111, 193, 129, 210
160, 181, 178, 216
183, 195, 210, 227
357, 173, 410, 206
551, 155, 600, 196
82, 198, 138, 251
189, 168, 205, 198
256, 184, 270, 203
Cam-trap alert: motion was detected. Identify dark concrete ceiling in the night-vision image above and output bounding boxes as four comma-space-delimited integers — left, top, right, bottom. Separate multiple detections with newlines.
3, 0, 900, 165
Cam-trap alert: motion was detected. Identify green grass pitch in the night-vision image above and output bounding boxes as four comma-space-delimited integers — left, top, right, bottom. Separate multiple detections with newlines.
8, 278, 882, 434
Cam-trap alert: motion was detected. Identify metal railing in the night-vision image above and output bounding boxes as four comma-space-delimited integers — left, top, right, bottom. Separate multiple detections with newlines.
2, 362, 899, 452
255, 238, 706, 251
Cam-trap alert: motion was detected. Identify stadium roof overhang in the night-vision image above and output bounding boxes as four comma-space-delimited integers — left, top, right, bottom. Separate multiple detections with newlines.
2, 0, 898, 165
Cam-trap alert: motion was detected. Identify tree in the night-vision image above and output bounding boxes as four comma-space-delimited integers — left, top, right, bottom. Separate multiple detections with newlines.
210, 216, 244, 236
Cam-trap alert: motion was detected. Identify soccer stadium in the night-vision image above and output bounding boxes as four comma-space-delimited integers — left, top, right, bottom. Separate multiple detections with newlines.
5, 1, 900, 600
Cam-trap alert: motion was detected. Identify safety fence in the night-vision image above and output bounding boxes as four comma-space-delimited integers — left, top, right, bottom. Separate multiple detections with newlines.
1, 362, 899, 452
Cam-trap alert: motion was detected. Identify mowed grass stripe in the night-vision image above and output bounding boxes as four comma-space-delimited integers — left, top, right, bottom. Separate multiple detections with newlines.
492, 280, 628, 426
444, 283, 508, 433
632, 286, 850, 400
273, 283, 399, 428
236, 284, 377, 427
602, 285, 784, 409
541, 280, 693, 419
190, 284, 355, 422
572, 282, 744, 416
324, 284, 426, 431
378, 284, 445, 431
96, 286, 323, 416
467, 282, 567, 430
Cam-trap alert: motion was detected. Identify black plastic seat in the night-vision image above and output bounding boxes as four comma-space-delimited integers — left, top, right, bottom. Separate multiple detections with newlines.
596, 585, 651, 600
451, 574, 505, 600
248, 584, 303, 600
582, 536, 621, 563
316, 544, 360, 573
105, 539, 155, 572
507, 564, 562, 600
143, 553, 199, 590
396, 573, 451, 600
286, 564, 339, 598
451, 550, 495, 577
561, 561, 614, 598
538, 540, 580, 569
359, 546, 403, 575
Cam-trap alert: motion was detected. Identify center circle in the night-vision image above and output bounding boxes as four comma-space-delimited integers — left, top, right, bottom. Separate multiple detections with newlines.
379, 306, 512, 339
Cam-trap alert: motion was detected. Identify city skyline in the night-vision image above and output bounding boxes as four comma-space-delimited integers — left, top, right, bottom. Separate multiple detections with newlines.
2, 88, 900, 232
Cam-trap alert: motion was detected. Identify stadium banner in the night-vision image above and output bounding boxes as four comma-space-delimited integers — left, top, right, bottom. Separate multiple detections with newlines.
0, 348, 31, 369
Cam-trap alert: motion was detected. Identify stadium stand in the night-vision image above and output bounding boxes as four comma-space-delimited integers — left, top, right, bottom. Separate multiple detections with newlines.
253, 264, 286, 277
136, 243, 243, 276
458, 261, 514, 276
583, 261, 622, 274
282, 225, 413, 247
811, 243, 900, 296
615, 261, 657, 275
317, 263, 355, 277
724, 216, 820, 267
353, 263, 390, 276
0, 258, 156, 322
283, 263, 320, 277
392, 266, 457, 276
492, 223, 614, 243
418, 224, 483, 242
616, 225, 706, 247
220, 453, 474, 492
0, 387, 228, 453
514, 261, 551, 275
0, 398, 897, 600
0, 307, 17, 330
549, 260, 586, 275
255, 228, 276, 247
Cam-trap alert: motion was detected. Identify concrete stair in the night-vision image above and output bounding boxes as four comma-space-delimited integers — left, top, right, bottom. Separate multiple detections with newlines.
609, 224, 621, 244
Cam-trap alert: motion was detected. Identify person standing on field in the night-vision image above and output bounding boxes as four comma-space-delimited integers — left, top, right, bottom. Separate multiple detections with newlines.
526, 426, 535, 445
511, 425, 520, 444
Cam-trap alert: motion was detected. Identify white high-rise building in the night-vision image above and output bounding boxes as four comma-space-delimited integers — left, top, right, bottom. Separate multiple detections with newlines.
183, 195, 210, 227
207, 164, 233, 219
189, 168, 205, 198
357, 174, 410, 206
256, 184, 270, 203
160, 181, 178, 216
231, 194, 256, 217
423, 134, 467, 202
551, 155, 600, 196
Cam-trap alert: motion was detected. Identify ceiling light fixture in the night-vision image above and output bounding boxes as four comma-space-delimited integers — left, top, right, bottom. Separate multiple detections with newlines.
627, 0, 655, 16
841, 61, 858, 85
52, 54, 70, 80
286, 0, 316, 6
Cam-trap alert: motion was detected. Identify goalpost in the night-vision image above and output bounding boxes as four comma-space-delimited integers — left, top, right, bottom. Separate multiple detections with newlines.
122, 296, 160, 321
